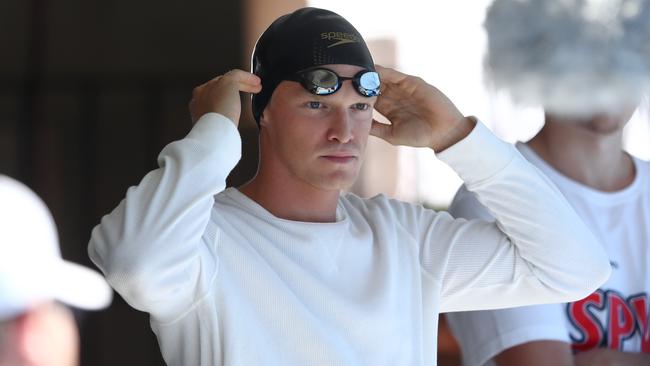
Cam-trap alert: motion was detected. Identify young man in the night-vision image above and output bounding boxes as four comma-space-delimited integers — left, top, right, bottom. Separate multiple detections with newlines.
446, 1, 650, 365
0, 175, 112, 366
87, 7, 610, 365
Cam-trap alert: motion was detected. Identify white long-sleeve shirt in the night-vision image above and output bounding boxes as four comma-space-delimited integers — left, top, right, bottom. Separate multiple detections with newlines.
88, 113, 610, 365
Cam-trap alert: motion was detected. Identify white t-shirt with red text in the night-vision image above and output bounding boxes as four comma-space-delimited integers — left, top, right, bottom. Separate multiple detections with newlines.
446, 143, 650, 366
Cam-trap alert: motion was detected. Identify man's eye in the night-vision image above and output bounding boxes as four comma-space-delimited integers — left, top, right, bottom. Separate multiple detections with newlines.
307, 101, 323, 109
353, 103, 370, 111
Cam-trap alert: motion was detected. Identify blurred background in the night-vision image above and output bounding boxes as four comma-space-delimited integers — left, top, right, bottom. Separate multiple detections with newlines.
2, 0, 648, 365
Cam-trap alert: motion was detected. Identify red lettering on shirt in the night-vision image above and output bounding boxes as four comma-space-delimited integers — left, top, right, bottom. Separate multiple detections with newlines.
569, 290, 606, 352
607, 292, 635, 350
629, 295, 650, 353
567, 290, 649, 353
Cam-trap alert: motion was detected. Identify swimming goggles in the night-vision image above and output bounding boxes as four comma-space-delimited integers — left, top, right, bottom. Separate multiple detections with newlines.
286, 67, 381, 97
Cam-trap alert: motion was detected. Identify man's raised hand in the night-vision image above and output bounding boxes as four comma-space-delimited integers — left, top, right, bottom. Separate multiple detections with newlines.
189, 70, 262, 125
370, 65, 475, 152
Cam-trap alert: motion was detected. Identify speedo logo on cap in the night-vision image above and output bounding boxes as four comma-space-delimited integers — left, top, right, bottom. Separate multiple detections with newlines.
321, 32, 360, 48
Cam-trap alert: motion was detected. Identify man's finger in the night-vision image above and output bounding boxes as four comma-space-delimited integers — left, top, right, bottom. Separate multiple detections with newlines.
376, 65, 409, 85
373, 94, 401, 119
192, 84, 206, 98
369, 119, 392, 142
238, 82, 263, 94
224, 69, 262, 87
218, 70, 261, 94
205, 75, 223, 84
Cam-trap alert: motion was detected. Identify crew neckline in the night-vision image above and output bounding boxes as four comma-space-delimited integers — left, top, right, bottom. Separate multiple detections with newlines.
516, 142, 645, 205
223, 187, 349, 225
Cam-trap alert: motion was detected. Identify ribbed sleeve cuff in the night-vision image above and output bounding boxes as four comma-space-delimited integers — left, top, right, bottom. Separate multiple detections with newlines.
436, 119, 516, 185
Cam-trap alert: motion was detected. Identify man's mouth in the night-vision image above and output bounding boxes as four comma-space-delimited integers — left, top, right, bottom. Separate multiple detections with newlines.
320, 151, 358, 163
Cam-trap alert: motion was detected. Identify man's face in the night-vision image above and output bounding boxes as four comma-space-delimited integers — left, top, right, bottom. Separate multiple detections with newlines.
260, 64, 377, 191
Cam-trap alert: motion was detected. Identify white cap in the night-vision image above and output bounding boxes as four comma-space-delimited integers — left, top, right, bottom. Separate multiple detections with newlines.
0, 175, 112, 320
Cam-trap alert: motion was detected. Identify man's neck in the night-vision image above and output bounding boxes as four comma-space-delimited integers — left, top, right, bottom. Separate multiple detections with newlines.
526, 118, 635, 192
238, 168, 341, 223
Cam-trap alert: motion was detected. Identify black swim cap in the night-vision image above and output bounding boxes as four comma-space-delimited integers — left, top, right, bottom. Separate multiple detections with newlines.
251, 7, 375, 124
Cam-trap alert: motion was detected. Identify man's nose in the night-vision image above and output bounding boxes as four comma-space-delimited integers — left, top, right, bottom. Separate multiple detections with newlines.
327, 109, 354, 143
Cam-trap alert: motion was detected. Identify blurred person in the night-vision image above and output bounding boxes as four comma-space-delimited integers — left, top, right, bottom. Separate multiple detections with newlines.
87, 7, 610, 366
0, 175, 112, 366
446, 0, 650, 365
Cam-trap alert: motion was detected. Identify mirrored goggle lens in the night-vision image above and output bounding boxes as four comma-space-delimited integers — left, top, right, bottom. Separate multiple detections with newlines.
357, 71, 381, 97
310, 69, 338, 88
301, 69, 340, 95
